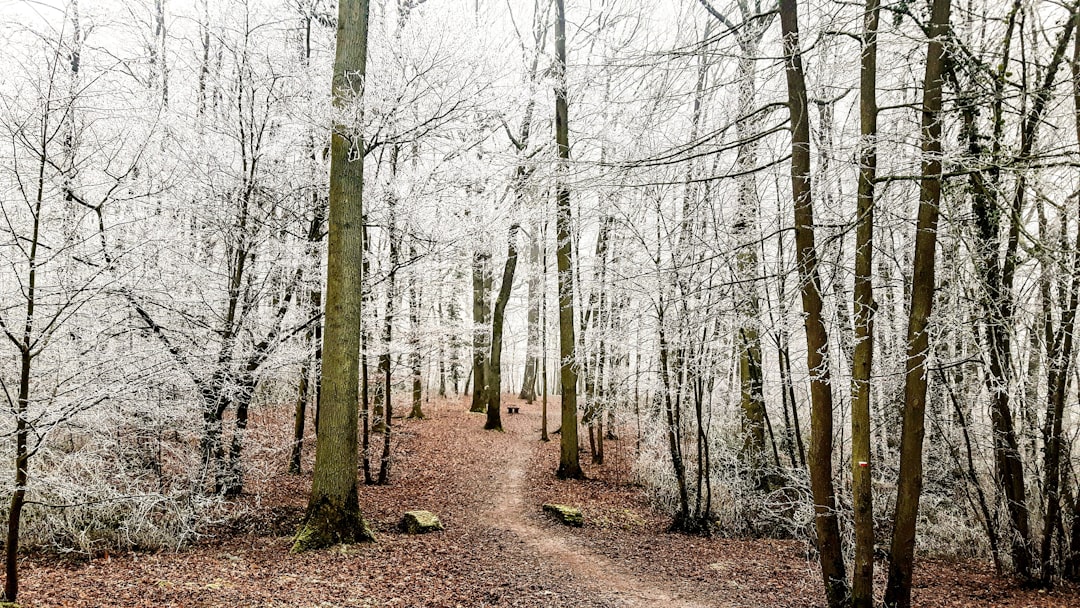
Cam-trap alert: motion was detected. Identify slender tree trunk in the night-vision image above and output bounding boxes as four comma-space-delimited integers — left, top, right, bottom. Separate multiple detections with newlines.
581, 215, 612, 462
541, 219, 550, 442
408, 241, 424, 419
360, 220, 374, 483
471, 250, 491, 412
884, 0, 951, 604
291, 184, 327, 474
291, 356, 311, 475
553, 0, 582, 479
851, 2, 879, 605
437, 300, 447, 398
658, 310, 691, 527
485, 225, 521, 431
293, 0, 374, 552
5, 351, 32, 602
778, 2, 848, 604
448, 287, 462, 394
378, 178, 400, 484
962, 1, 1077, 579
1039, 10, 1080, 580
521, 226, 541, 402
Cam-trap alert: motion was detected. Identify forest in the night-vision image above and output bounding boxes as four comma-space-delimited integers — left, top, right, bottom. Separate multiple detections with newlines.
4, 0, 1080, 606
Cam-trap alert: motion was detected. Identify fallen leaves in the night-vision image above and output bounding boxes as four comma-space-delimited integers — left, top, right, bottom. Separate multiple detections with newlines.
14, 396, 1080, 608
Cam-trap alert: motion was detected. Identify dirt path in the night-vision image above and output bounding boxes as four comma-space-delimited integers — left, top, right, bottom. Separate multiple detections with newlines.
489, 426, 715, 608
18, 398, 1080, 608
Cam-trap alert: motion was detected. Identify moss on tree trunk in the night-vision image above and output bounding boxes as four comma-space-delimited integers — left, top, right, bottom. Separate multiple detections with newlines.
292, 495, 375, 553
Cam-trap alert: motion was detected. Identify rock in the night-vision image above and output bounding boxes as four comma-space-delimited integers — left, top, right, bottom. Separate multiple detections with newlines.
400, 510, 444, 534
542, 503, 583, 527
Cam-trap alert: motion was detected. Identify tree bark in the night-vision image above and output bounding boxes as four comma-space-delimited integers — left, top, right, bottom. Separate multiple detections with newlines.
851, 1, 879, 605
378, 171, 400, 485
884, 0, 951, 604
484, 225, 521, 430
1040, 7, 1080, 581
470, 249, 491, 412
554, 0, 582, 479
520, 226, 541, 402
408, 241, 424, 419
777, 2, 848, 604
293, 0, 374, 552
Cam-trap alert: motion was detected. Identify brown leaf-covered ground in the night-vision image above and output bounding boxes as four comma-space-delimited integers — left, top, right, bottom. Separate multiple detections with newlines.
18, 396, 1080, 607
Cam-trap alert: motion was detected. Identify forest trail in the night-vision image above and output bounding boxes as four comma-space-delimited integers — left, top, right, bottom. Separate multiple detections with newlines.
489, 419, 716, 608
18, 397, 1080, 608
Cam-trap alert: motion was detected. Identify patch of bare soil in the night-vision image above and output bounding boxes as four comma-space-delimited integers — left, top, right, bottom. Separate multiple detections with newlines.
17, 394, 1080, 607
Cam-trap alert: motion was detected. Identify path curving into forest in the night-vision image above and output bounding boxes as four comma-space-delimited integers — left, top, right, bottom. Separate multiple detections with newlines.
488, 427, 717, 608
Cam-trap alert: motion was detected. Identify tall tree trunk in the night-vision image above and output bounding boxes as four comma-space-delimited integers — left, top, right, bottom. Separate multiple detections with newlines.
471, 249, 491, 412
968, 1, 1031, 570
884, 0, 951, 604
4, 349, 31, 602
291, 353, 311, 475
1040, 8, 1080, 581
448, 283, 462, 394
378, 169, 400, 485
851, 2, 879, 606
962, 0, 1076, 580
581, 215, 612, 463
658, 308, 691, 528
485, 225, 521, 430
541, 218, 550, 442
520, 226, 541, 402
291, 183, 327, 474
360, 219, 374, 484
777, 2, 848, 605
732, 18, 768, 466
554, 0, 582, 479
293, 0, 374, 552
408, 241, 424, 419
437, 299, 447, 397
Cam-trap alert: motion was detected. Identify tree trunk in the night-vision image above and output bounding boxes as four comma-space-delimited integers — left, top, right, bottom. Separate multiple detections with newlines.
471, 249, 491, 412
448, 290, 462, 394
884, 0, 951, 604
361, 220, 374, 484
1040, 8, 1080, 580
292, 0, 374, 553
554, 0, 582, 480
658, 312, 691, 528
291, 181, 327, 474
732, 21, 767, 466
408, 241, 424, 419
541, 218, 550, 442
777, 2, 848, 604
290, 356, 311, 475
5, 350, 32, 602
485, 224, 521, 431
437, 300, 447, 398
851, 2, 879, 606
378, 171, 400, 485
520, 226, 541, 402
223, 376, 258, 496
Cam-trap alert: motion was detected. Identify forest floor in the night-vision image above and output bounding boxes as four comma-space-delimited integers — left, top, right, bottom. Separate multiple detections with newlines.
17, 395, 1080, 607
